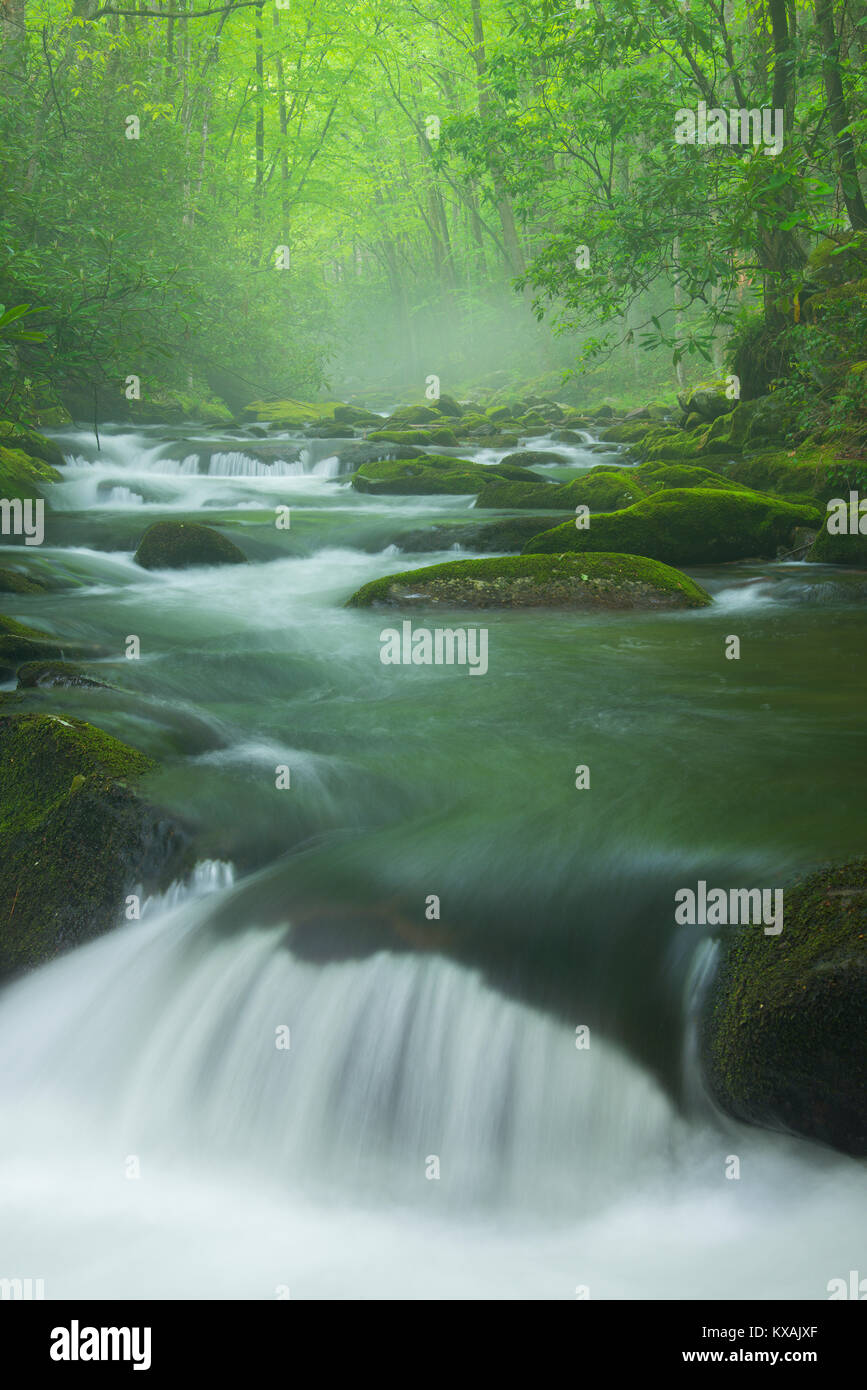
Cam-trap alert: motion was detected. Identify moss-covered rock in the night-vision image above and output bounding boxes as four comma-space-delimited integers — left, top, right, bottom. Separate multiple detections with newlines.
499, 450, 568, 469
806, 513, 867, 566
351, 455, 535, 496
475, 479, 573, 510
701, 859, 867, 1156
333, 404, 383, 426
129, 388, 233, 425
433, 393, 463, 417
366, 429, 439, 446
634, 462, 750, 493
719, 445, 849, 503
599, 421, 658, 445
16, 661, 108, 690
134, 521, 248, 569
347, 552, 711, 610
522, 488, 822, 564
677, 383, 736, 422
477, 464, 736, 514
0, 445, 62, 501
0, 616, 104, 680
383, 405, 440, 426
0, 566, 46, 594
0, 713, 188, 977
305, 423, 356, 439
241, 398, 341, 427
0, 421, 65, 468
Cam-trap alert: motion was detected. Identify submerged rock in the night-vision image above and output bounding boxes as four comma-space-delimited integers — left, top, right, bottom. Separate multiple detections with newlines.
701, 859, 867, 1156
134, 521, 248, 569
523, 488, 821, 565
0, 567, 46, 595
0, 616, 105, 680
347, 552, 712, 610
16, 661, 108, 690
0, 713, 188, 977
396, 516, 558, 554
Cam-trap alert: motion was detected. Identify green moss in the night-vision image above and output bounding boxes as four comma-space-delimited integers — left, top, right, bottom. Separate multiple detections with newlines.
634, 462, 748, 493
0, 445, 62, 501
0, 713, 187, 977
807, 514, 867, 566
130, 389, 233, 425
383, 405, 440, 426
630, 425, 715, 462
134, 520, 248, 569
333, 405, 383, 426
701, 859, 867, 1155
347, 551, 711, 610
0, 420, 65, 468
351, 455, 536, 497
475, 479, 572, 510
719, 445, 852, 504
242, 398, 341, 426
0, 615, 82, 676
499, 450, 568, 468
367, 429, 437, 445
523, 487, 821, 565
599, 421, 658, 444
16, 661, 107, 690
0, 566, 46, 594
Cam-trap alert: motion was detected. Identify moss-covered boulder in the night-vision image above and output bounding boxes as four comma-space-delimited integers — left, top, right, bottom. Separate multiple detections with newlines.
383, 405, 440, 427
16, 661, 108, 690
499, 450, 568, 469
599, 421, 658, 445
350, 456, 535, 496
0, 420, 65, 468
241, 398, 341, 427
634, 462, 750, 493
0, 445, 62, 501
432, 393, 463, 417
0, 616, 104, 680
0, 566, 46, 594
806, 513, 867, 566
333, 404, 383, 426
677, 383, 736, 422
134, 521, 248, 569
701, 859, 867, 1156
366, 429, 439, 446
0, 713, 188, 977
347, 552, 711, 610
475, 478, 574, 510
718, 445, 851, 504
305, 423, 356, 439
523, 488, 821, 565
478, 463, 748, 516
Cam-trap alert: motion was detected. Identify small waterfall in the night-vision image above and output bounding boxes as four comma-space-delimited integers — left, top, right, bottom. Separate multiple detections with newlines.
0, 866, 683, 1214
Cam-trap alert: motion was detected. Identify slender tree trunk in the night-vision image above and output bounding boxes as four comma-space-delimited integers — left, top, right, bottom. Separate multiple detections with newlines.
469, 0, 526, 278
814, 0, 867, 228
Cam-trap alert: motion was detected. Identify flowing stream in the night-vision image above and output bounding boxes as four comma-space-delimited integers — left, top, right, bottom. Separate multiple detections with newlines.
1, 422, 865, 1299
